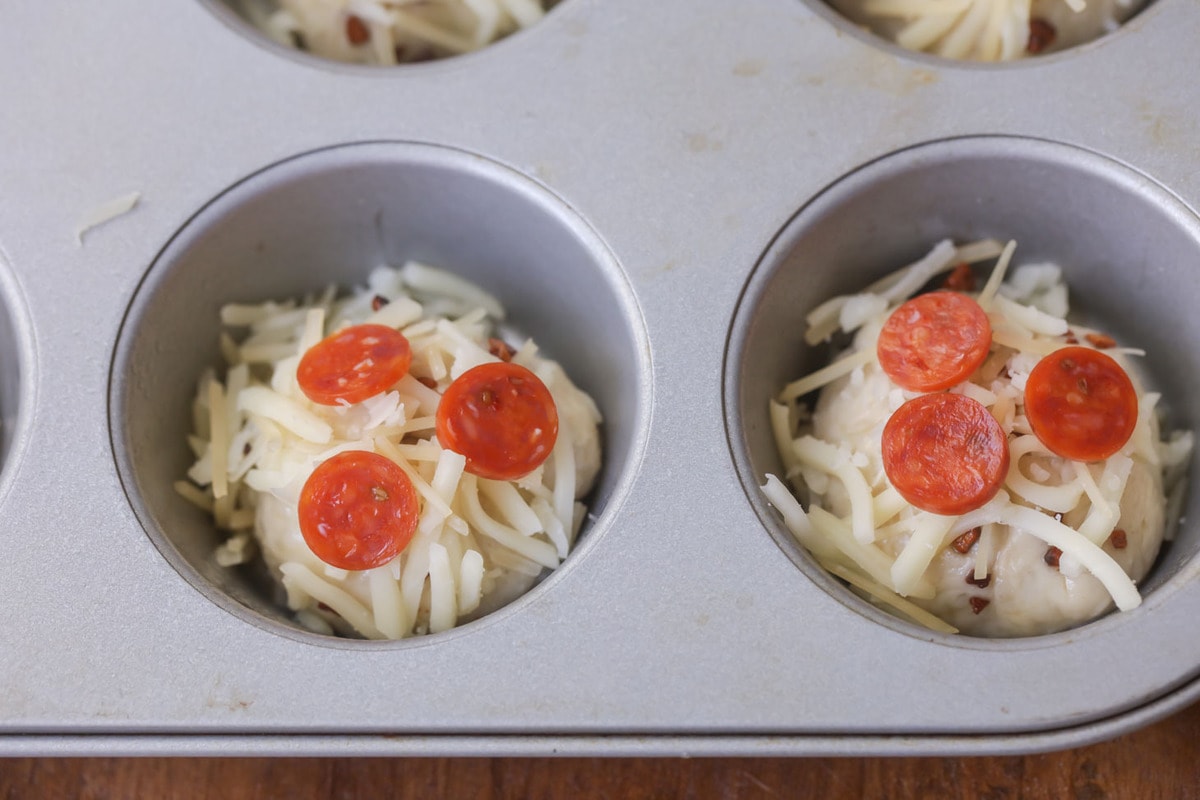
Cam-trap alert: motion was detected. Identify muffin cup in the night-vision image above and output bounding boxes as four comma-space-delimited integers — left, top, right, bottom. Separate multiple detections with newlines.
728, 135, 1200, 639
110, 140, 647, 644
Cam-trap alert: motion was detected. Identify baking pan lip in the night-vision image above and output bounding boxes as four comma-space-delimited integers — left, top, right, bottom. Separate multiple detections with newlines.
2, 669, 1196, 757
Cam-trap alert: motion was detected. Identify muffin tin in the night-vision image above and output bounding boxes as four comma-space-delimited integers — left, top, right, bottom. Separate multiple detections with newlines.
2, 0, 1199, 756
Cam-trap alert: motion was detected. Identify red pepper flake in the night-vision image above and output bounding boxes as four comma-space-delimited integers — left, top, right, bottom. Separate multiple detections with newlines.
345, 14, 370, 46
417, 376, 438, 390
1110, 529, 1128, 549
371, 295, 388, 312
488, 337, 516, 362
1044, 546, 1063, 568
965, 570, 991, 589
969, 597, 990, 615
1064, 330, 1079, 345
1027, 18, 1056, 54
951, 527, 982, 554
1085, 331, 1117, 349
942, 263, 976, 292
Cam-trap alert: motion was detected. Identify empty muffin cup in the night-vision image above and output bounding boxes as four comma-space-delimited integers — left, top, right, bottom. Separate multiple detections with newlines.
727, 134, 1200, 641
111, 140, 645, 644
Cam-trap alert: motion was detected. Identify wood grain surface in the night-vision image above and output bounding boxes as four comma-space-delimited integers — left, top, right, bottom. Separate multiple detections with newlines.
1, 701, 1196, 799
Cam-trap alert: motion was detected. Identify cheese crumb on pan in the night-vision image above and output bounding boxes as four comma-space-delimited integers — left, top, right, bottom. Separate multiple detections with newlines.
75, 190, 140, 245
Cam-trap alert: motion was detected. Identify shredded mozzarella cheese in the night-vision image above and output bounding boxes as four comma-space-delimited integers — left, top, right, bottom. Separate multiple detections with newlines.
75, 190, 140, 244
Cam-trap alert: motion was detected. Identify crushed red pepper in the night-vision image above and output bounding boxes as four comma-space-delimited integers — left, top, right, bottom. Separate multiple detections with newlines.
417, 376, 438, 390
1085, 331, 1117, 349
488, 337, 516, 362
942, 263, 976, 292
1064, 330, 1079, 345
1027, 18, 1056, 54
951, 527, 982, 554
969, 597, 990, 615
346, 14, 370, 46
371, 294, 388, 312
1044, 546, 1063, 568
1110, 529, 1128, 549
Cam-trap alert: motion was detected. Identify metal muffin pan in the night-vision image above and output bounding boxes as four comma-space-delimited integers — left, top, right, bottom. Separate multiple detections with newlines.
2, 0, 1199, 757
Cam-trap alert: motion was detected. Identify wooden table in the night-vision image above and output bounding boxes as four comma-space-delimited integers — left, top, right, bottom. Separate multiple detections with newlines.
2, 700, 1196, 798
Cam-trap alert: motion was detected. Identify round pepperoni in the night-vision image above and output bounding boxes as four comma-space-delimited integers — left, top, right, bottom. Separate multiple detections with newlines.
877, 291, 993, 393
297, 324, 412, 406
298, 450, 420, 571
882, 393, 1010, 516
1024, 346, 1137, 462
436, 362, 558, 481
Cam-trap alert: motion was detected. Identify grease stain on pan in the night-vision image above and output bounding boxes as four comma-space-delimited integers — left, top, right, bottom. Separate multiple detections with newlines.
733, 59, 766, 77
853, 53, 940, 94
533, 163, 557, 183
1135, 98, 1200, 154
206, 676, 254, 713
686, 130, 727, 154
797, 50, 939, 96
558, 16, 586, 56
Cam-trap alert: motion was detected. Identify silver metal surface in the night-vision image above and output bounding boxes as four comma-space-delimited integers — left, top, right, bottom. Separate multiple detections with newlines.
1, 0, 1198, 756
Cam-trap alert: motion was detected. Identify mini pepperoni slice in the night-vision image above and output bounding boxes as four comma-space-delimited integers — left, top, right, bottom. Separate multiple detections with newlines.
1024, 346, 1138, 462
298, 450, 419, 571
436, 362, 558, 481
877, 291, 993, 393
882, 393, 1010, 516
297, 324, 412, 406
